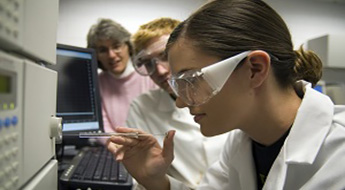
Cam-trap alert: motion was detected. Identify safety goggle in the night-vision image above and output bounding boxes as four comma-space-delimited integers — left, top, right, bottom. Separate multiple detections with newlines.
133, 36, 169, 76
167, 51, 251, 106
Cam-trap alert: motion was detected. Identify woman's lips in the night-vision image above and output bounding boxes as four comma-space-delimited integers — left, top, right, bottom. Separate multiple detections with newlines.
193, 114, 206, 123
110, 60, 121, 67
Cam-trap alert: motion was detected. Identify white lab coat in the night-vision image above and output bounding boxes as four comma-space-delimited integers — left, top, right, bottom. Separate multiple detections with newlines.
171, 81, 345, 190
126, 88, 228, 189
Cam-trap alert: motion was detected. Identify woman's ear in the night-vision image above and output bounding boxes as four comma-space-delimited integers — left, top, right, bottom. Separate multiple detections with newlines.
247, 50, 271, 88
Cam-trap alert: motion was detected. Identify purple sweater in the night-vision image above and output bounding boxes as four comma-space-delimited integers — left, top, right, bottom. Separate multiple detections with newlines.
98, 71, 156, 132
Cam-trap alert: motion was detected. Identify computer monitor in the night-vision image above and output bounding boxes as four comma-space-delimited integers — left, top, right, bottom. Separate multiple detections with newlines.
48, 44, 103, 146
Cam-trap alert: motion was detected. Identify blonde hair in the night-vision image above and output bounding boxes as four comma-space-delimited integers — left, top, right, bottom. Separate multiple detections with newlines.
132, 17, 180, 54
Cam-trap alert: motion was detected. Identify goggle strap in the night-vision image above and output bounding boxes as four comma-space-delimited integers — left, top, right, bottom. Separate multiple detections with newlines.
201, 51, 251, 91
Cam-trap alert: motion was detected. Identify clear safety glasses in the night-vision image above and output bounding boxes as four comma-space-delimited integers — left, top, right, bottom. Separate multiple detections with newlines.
133, 36, 170, 76
167, 51, 251, 106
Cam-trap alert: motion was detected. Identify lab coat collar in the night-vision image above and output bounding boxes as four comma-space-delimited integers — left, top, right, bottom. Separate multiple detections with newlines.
156, 89, 188, 122
157, 88, 176, 112
231, 131, 257, 189
285, 80, 334, 164
263, 81, 335, 190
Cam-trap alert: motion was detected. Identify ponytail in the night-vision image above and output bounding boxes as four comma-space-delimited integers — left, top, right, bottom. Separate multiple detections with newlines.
293, 46, 323, 87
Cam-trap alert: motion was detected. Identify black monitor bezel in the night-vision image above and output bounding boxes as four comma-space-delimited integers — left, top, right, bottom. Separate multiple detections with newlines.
55, 43, 104, 146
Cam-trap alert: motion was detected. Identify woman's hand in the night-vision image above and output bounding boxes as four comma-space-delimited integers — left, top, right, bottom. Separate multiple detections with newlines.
107, 127, 175, 190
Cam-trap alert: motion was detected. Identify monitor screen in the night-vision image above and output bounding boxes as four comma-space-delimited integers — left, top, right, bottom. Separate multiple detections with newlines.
48, 44, 103, 145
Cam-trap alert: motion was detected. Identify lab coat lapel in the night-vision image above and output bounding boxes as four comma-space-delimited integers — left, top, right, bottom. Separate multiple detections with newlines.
264, 81, 334, 189
157, 89, 176, 112
156, 89, 197, 127
286, 83, 333, 164
157, 90, 205, 186
263, 147, 287, 190
232, 133, 257, 190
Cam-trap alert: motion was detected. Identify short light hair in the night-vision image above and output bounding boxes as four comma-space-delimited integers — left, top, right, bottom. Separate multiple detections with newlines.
132, 17, 180, 54
87, 18, 133, 55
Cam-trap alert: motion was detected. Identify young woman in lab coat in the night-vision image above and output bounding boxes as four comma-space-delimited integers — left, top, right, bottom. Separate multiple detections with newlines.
107, 0, 345, 189
128, 17, 228, 189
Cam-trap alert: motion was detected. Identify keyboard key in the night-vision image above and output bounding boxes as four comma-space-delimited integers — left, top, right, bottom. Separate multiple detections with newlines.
83, 154, 99, 180
118, 164, 128, 182
93, 155, 106, 180
102, 155, 112, 181
110, 161, 119, 181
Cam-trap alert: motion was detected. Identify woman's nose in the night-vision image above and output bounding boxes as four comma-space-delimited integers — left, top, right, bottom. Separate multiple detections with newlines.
108, 49, 119, 58
175, 97, 187, 108
155, 61, 169, 75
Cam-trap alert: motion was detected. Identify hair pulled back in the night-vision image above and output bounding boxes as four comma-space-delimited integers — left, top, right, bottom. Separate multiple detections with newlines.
167, 0, 322, 87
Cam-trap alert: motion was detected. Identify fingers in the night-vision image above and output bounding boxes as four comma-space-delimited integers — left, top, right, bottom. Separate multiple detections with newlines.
115, 127, 145, 134
109, 135, 140, 147
106, 139, 119, 154
107, 129, 142, 161
110, 127, 155, 146
106, 139, 127, 161
162, 130, 175, 162
113, 145, 131, 161
108, 127, 171, 163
